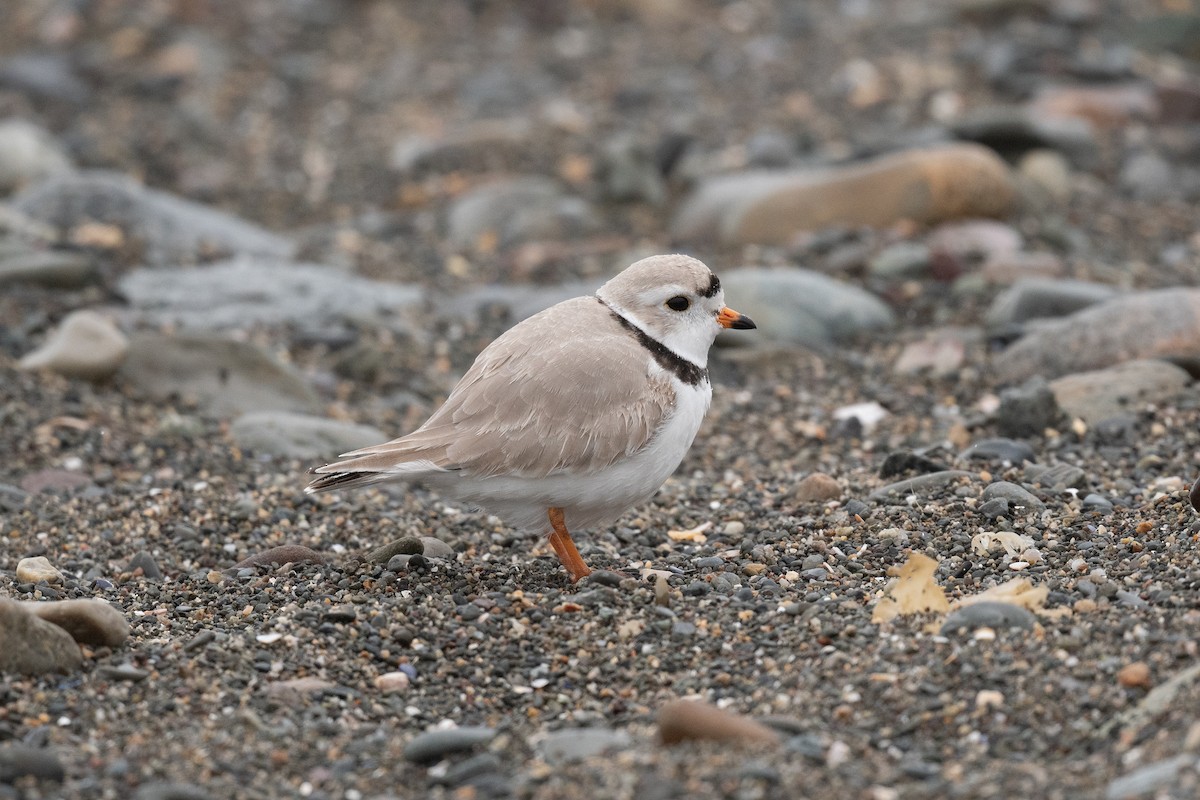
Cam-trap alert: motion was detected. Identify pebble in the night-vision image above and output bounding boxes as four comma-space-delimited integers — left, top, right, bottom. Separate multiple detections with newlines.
446, 177, 596, 250
0, 598, 82, 675
1017, 149, 1072, 204
0, 118, 73, 192
127, 551, 163, 580
893, 329, 969, 376
367, 537, 425, 564
927, 219, 1023, 264
993, 288, 1200, 382
18, 310, 129, 381
0, 249, 94, 289
23, 599, 130, 647
674, 143, 1015, 245
263, 677, 338, 705
1049, 360, 1192, 426
0, 743, 66, 783
132, 782, 214, 800
95, 663, 150, 682
978, 497, 1009, 519
119, 333, 320, 418
15, 555, 63, 584
119, 259, 422, 331
1028, 463, 1087, 491
950, 105, 1098, 168
419, 537, 455, 560
718, 267, 895, 348
940, 601, 1037, 634
985, 278, 1118, 330
793, 472, 842, 503
232, 545, 327, 569
402, 726, 497, 765
1104, 755, 1194, 800
659, 699, 782, 746
1082, 494, 1114, 514
868, 242, 930, 281
959, 438, 1035, 466
996, 377, 1061, 438
868, 470, 975, 502
982, 481, 1046, 513
1118, 150, 1173, 201
1117, 662, 1152, 689
536, 727, 631, 765
375, 671, 411, 694
12, 171, 294, 266
229, 411, 386, 460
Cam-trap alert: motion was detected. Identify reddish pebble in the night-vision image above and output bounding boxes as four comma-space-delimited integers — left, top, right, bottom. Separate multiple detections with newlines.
1117, 662, 1152, 689
658, 699, 781, 746
233, 545, 327, 569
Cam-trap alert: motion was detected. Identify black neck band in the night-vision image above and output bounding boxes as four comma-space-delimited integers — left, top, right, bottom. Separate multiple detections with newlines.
599, 299, 708, 387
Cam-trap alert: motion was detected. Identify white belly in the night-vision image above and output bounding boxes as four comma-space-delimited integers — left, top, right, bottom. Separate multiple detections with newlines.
432, 377, 712, 533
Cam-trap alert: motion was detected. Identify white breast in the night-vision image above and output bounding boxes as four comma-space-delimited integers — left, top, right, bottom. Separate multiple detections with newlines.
440, 369, 712, 533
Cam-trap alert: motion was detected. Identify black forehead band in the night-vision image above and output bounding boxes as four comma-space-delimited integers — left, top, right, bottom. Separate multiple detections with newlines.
700, 274, 721, 298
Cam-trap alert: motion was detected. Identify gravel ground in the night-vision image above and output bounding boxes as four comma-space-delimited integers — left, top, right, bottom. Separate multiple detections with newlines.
2, 1, 1200, 799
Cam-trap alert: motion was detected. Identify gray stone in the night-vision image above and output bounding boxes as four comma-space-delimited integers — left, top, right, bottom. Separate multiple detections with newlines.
996, 377, 1061, 438
127, 550, 163, 580
1105, 755, 1195, 800
1029, 463, 1088, 490
367, 538, 425, 564
132, 782, 214, 800
0, 599, 81, 675
232, 545, 326, 570
985, 278, 1118, 329
0, 744, 65, 783
420, 537, 455, 559
0, 52, 89, 105
1082, 494, 1114, 513
12, 171, 294, 266
981, 481, 1046, 513
23, 599, 129, 647
869, 470, 976, 502
992, 289, 1200, 382
0, 249, 94, 288
1049, 360, 1193, 425
950, 105, 1099, 167
446, 177, 596, 250
537, 727, 632, 765
719, 267, 895, 348
959, 438, 1035, 465
119, 333, 320, 417
119, 258, 422, 331
230, 411, 386, 460
978, 497, 1010, 518
19, 310, 129, 381
868, 242, 931, 281
0, 119, 72, 193
940, 601, 1037, 633
1119, 151, 1173, 201
597, 135, 667, 205
403, 726, 496, 764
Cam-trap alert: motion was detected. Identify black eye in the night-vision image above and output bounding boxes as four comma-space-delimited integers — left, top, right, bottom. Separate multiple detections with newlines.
666, 295, 690, 311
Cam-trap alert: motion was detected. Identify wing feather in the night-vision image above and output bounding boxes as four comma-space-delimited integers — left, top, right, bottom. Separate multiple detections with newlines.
309, 297, 675, 485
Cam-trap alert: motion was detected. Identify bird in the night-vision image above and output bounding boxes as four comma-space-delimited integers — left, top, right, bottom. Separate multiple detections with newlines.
306, 254, 755, 582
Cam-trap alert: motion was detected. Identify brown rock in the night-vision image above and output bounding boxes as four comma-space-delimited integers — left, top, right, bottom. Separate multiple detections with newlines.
23, 599, 129, 647
993, 289, 1200, 383
658, 699, 782, 746
0, 599, 82, 675
233, 545, 327, 569
1030, 83, 1159, 128
793, 472, 843, 503
696, 144, 1013, 246
1117, 661, 1152, 689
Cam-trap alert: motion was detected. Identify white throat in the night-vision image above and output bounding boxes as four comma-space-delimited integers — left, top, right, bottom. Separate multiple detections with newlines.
596, 293, 714, 370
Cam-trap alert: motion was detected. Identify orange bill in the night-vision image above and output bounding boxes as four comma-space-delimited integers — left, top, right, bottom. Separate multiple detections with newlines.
717, 306, 756, 330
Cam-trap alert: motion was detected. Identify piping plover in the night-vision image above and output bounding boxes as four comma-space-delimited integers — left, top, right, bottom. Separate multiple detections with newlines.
306, 254, 755, 582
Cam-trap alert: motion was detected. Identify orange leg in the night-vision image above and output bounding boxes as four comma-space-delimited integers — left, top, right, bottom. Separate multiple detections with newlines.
547, 507, 592, 583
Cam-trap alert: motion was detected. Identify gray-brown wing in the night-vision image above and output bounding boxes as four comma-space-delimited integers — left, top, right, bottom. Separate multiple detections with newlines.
325, 297, 674, 479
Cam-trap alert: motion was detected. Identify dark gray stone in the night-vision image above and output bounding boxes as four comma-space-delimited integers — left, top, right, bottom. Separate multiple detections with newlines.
0, 744, 65, 783
537, 727, 631, 765
403, 726, 496, 764
959, 438, 1035, 465
869, 470, 976, 502
940, 601, 1037, 633
982, 481, 1046, 513
127, 551, 162, 580
996, 377, 1061, 438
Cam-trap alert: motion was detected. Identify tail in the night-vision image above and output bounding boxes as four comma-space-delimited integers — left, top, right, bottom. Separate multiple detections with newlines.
304, 469, 393, 494
304, 455, 449, 495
